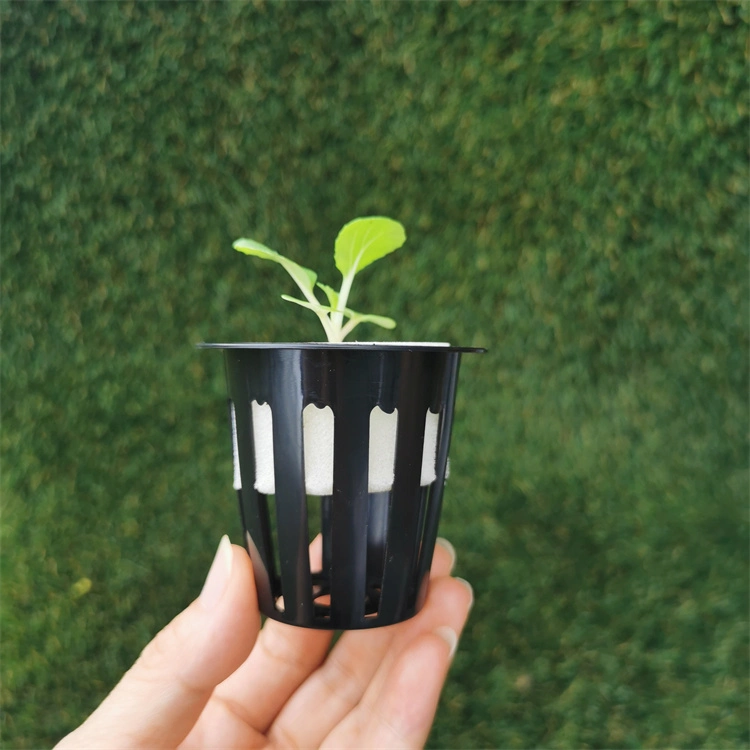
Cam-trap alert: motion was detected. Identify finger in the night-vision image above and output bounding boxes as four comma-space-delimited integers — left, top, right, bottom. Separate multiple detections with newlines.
434, 537, 457, 576
324, 577, 472, 750
195, 620, 333, 739
269, 570, 471, 750
55, 537, 260, 750
333, 629, 457, 749
192, 534, 332, 737
353, 577, 472, 717
309, 532, 323, 571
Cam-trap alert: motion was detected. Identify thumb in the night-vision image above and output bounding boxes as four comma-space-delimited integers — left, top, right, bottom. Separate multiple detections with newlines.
56, 535, 260, 750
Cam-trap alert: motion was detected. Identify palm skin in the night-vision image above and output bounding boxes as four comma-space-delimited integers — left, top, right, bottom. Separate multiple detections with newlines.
56, 536, 473, 750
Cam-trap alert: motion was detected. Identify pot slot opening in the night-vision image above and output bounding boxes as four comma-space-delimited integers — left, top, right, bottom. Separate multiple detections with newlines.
415, 484, 431, 562
420, 409, 441, 486
230, 401, 242, 491
364, 591, 381, 620
365, 490, 390, 618
264, 493, 284, 610
309, 494, 332, 622
303, 404, 334, 496
369, 407, 398, 493
307, 495, 323, 567
313, 591, 332, 608
251, 401, 275, 495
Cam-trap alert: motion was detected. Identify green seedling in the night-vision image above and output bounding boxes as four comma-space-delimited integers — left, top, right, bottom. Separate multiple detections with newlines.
234, 216, 405, 343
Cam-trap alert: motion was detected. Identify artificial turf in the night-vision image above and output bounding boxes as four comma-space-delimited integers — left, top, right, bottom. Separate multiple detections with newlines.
2, 2, 748, 747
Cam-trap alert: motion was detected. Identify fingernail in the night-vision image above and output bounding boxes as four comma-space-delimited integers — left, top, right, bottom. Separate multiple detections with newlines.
436, 537, 456, 572
200, 535, 233, 610
454, 577, 474, 610
434, 625, 459, 658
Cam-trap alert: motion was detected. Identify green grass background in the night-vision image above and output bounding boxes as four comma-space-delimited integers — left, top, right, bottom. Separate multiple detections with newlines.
2, 2, 748, 747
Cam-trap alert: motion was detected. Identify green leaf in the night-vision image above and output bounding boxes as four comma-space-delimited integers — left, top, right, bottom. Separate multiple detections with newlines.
280, 294, 333, 314
316, 282, 340, 309
282, 296, 396, 331
347, 311, 397, 329
334, 217, 406, 278
234, 238, 317, 296
339, 306, 397, 339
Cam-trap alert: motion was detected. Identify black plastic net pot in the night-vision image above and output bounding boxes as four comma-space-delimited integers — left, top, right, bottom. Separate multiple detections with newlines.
199, 343, 484, 630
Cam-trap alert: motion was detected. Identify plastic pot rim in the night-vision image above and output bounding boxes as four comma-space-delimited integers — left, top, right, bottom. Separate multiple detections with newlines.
197, 341, 486, 353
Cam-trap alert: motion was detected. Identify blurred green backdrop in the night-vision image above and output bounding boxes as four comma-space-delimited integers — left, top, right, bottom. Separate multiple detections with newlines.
2, 2, 748, 747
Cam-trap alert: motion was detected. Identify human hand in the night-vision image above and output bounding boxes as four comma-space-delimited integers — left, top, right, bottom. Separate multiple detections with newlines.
55, 534, 473, 749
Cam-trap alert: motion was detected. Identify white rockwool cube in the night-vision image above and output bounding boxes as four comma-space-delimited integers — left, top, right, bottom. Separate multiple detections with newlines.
231, 401, 443, 495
